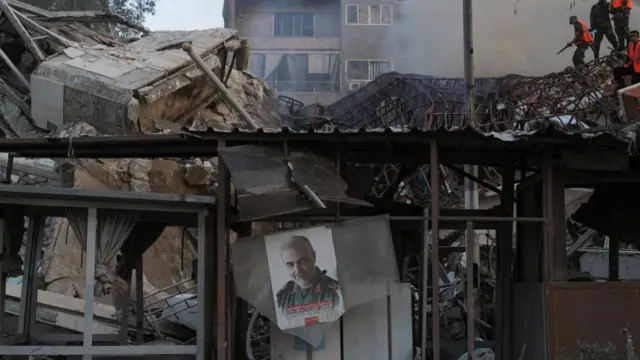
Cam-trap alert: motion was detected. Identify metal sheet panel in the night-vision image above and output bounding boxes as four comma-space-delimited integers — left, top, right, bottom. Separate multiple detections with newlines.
219, 145, 310, 221
547, 282, 640, 358
219, 145, 370, 221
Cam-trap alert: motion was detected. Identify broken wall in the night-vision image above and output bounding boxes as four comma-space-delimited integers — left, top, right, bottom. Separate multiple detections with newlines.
30, 29, 238, 133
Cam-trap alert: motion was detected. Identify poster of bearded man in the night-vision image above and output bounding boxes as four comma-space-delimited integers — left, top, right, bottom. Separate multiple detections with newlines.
265, 225, 344, 330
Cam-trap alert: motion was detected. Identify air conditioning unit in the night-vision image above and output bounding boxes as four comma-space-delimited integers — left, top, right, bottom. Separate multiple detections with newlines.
348, 81, 362, 91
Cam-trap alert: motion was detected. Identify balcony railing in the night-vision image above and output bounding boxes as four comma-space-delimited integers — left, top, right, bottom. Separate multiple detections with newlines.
266, 80, 341, 93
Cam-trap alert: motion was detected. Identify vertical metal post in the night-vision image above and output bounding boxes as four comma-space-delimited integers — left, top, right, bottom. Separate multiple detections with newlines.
495, 166, 515, 360
233, 223, 251, 360
609, 235, 620, 281
196, 210, 213, 360
118, 270, 132, 344
462, 0, 475, 128
19, 216, 44, 340
541, 157, 555, 360
135, 255, 144, 344
465, 218, 475, 358
0, 218, 6, 336
83, 208, 98, 360
420, 207, 429, 359
217, 140, 230, 360
430, 141, 441, 360
462, 0, 478, 355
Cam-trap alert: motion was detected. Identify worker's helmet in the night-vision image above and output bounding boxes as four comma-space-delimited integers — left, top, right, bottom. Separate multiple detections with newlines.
569, 15, 578, 23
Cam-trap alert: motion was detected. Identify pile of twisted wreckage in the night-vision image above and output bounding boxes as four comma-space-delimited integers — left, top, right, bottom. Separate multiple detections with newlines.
0, 0, 637, 356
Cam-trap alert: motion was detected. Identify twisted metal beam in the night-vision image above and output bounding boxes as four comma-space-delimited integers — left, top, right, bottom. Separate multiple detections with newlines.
286, 58, 626, 207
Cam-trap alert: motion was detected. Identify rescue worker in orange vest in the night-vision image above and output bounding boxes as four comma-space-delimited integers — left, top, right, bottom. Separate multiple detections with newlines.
568, 16, 594, 67
610, 0, 632, 49
613, 30, 640, 90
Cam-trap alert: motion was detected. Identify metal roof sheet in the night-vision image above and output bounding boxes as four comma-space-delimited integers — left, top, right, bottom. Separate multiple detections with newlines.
0, 126, 626, 159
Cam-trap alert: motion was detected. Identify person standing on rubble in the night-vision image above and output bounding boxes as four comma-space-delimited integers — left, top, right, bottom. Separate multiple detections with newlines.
613, 30, 640, 90
568, 16, 595, 67
591, 0, 620, 58
610, 0, 632, 49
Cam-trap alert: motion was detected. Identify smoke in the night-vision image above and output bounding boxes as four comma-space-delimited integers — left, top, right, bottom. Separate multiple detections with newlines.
386, 0, 640, 77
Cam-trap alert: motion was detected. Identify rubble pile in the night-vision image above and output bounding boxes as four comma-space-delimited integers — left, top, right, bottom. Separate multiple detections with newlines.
281, 59, 629, 207
0, 0, 283, 302
291, 60, 622, 133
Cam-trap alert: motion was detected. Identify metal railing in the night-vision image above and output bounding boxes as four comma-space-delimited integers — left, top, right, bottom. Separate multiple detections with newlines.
128, 278, 198, 338
266, 80, 341, 93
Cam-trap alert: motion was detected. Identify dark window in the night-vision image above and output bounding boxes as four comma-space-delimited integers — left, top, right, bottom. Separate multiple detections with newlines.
274, 13, 315, 37
346, 60, 369, 80
346, 5, 358, 24
346, 60, 392, 81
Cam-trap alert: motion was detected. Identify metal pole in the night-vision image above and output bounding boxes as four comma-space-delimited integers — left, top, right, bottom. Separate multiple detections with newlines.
84, 208, 98, 360
462, 0, 478, 357
430, 141, 441, 360
420, 207, 429, 359
182, 42, 259, 130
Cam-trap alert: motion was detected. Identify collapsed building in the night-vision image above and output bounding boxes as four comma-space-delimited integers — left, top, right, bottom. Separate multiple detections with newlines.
0, 0, 635, 358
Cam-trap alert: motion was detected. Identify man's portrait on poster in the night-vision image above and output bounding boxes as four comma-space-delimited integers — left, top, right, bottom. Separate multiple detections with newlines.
265, 227, 344, 329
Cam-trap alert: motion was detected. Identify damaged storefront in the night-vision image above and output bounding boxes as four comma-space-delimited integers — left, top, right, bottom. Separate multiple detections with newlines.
0, 1, 636, 357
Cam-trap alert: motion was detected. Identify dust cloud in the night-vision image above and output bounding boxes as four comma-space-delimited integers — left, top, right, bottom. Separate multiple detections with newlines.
386, 0, 640, 77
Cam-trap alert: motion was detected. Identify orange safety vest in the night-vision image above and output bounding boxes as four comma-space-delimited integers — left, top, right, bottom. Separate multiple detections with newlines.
626, 41, 640, 72
612, 0, 632, 9
576, 19, 594, 43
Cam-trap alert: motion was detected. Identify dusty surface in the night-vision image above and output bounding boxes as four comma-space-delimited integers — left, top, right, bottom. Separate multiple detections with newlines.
190, 70, 281, 131
44, 124, 220, 304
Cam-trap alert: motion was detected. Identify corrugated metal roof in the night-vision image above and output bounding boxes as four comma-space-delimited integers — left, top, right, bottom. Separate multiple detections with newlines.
0, 125, 626, 159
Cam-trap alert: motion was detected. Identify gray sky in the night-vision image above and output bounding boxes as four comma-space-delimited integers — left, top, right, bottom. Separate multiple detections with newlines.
144, 0, 225, 31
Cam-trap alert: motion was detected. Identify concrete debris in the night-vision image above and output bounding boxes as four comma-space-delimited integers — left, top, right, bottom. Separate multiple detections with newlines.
0, 3, 277, 304
189, 71, 280, 131
0, 0, 281, 138
43, 122, 213, 303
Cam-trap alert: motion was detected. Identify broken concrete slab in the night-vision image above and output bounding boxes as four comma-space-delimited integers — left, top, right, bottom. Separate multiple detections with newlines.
31, 28, 239, 133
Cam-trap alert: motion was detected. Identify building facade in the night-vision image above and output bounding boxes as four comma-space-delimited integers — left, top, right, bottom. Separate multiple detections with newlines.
224, 0, 405, 105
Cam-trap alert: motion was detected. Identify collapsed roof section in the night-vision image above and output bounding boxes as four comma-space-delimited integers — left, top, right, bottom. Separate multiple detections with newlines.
286, 59, 625, 133
31, 28, 240, 134
0, 0, 268, 137
279, 58, 632, 207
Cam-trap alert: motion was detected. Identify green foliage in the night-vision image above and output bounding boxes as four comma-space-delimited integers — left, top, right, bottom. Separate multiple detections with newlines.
106, 0, 156, 38
108, 0, 156, 25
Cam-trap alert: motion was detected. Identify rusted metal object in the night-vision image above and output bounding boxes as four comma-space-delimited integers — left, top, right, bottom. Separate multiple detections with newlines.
547, 282, 640, 358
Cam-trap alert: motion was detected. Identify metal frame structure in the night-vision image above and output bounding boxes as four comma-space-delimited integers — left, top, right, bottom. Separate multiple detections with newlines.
0, 186, 217, 359
0, 127, 633, 359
